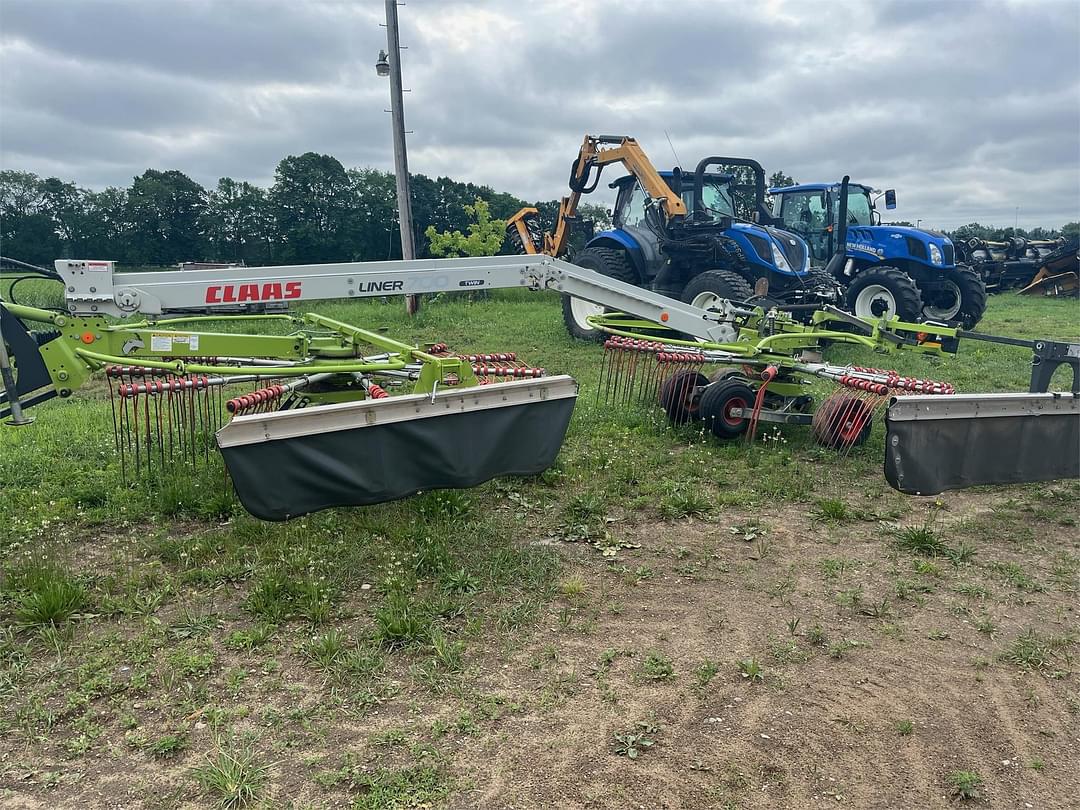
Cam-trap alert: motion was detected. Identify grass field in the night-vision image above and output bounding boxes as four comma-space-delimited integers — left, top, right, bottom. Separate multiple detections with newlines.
1, 289, 1078, 809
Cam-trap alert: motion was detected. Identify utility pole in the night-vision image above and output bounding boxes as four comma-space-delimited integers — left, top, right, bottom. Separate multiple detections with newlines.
378, 1, 418, 314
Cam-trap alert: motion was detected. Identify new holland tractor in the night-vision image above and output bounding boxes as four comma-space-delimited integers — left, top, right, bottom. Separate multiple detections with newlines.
769, 181, 987, 328
506, 135, 839, 340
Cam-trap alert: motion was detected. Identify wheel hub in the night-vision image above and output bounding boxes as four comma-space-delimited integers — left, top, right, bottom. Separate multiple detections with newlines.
568, 297, 604, 332
923, 280, 962, 320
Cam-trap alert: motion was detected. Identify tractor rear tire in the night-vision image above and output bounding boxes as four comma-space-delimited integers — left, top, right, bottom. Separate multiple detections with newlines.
562, 247, 639, 342
658, 371, 708, 425
699, 379, 756, 440
921, 264, 987, 328
681, 270, 755, 311
845, 266, 923, 322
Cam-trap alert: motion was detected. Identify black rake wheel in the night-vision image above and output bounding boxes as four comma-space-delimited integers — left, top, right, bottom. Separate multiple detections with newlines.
698, 379, 756, 439
658, 371, 708, 425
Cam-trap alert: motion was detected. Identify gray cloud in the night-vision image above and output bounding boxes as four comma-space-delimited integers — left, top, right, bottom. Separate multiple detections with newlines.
1, 0, 1077, 230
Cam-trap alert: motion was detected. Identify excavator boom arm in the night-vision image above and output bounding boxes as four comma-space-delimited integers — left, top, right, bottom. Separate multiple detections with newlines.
507, 135, 687, 258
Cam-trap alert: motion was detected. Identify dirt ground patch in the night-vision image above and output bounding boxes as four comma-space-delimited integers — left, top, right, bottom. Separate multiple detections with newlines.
450, 492, 1079, 809
3, 484, 1078, 810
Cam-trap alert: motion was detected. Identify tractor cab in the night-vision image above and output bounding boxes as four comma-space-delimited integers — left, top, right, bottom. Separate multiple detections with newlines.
769, 182, 880, 262
769, 181, 987, 327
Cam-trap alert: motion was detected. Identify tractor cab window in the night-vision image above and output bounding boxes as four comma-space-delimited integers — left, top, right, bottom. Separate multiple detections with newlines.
618, 182, 648, 228
837, 189, 873, 226
779, 191, 827, 235
680, 179, 737, 219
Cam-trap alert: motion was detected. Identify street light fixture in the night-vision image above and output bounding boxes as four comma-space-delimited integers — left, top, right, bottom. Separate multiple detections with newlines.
375, 50, 390, 77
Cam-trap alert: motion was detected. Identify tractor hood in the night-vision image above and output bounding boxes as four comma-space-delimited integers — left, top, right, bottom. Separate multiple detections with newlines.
730, 222, 811, 276
847, 225, 955, 268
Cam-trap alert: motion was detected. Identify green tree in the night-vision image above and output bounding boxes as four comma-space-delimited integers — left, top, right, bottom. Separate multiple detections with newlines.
425, 198, 506, 257
39, 177, 87, 256
270, 153, 354, 263
349, 168, 399, 260
125, 169, 207, 265
1062, 222, 1079, 238
81, 187, 129, 261
203, 178, 273, 264
0, 170, 59, 264
768, 170, 796, 189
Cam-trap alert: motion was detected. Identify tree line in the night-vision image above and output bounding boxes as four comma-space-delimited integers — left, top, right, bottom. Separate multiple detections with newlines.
0, 153, 610, 268
2, 155, 1074, 269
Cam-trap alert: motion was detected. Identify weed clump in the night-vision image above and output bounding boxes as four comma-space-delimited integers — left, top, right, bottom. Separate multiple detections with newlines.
192, 745, 271, 808
7, 561, 87, 628
946, 770, 983, 801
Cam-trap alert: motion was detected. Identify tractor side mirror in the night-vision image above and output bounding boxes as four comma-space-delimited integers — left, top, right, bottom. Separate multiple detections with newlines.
884, 189, 897, 210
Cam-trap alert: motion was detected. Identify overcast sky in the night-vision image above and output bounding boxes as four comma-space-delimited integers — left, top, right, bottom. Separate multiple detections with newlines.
1, 0, 1078, 230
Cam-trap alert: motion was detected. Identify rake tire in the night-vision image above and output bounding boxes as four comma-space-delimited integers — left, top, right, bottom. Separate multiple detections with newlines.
659, 370, 708, 425
812, 394, 873, 450
699, 379, 756, 440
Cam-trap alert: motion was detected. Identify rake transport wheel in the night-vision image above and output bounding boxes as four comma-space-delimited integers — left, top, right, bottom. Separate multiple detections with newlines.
563, 247, 639, 341
922, 264, 987, 328
811, 394, 873, 450
699, 379, 756, 439
659, 371, 708, 425
845, 266, 923, 322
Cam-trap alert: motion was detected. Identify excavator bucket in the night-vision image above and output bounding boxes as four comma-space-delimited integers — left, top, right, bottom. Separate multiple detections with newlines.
216, 375, 578, 520
884, 392, 1080, 495
1018, 270, 1079, 297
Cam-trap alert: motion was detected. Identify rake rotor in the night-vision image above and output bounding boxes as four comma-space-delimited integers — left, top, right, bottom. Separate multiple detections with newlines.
593, 314, 958, 452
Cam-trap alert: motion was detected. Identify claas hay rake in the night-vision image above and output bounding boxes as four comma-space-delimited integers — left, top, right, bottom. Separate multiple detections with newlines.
2, 253, 1077, 519
0, 257, 580, 520
586, 302, 1077, 493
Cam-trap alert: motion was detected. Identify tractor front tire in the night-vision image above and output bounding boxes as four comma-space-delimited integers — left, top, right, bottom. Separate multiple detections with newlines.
921, 264, 987, 328
562, 247, 639, 342
845, 266, 923, 322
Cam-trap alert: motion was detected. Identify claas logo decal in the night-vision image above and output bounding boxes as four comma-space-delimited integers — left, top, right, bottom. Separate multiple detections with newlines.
204, 280, 405, 303
205, 282, 302, 303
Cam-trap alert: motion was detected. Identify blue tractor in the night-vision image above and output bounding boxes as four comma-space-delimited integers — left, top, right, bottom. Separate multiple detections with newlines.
507, 136, 839, 340
769, 180, 987, 327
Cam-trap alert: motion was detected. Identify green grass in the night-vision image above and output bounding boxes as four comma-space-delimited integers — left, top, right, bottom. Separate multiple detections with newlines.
5, 562, 88, 628
192, 745, 272, 808
350, 765, 451, 810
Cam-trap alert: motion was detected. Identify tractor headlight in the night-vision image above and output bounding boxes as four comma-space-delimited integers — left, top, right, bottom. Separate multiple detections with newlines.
928, 243, 943, 265
770, 241, 792, 273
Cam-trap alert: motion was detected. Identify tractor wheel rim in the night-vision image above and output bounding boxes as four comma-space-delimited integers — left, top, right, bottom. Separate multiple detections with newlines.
854, 284, 897, 318
690, 292, 724, 311
569, 297, 604, 332
922, 280, 962, 320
